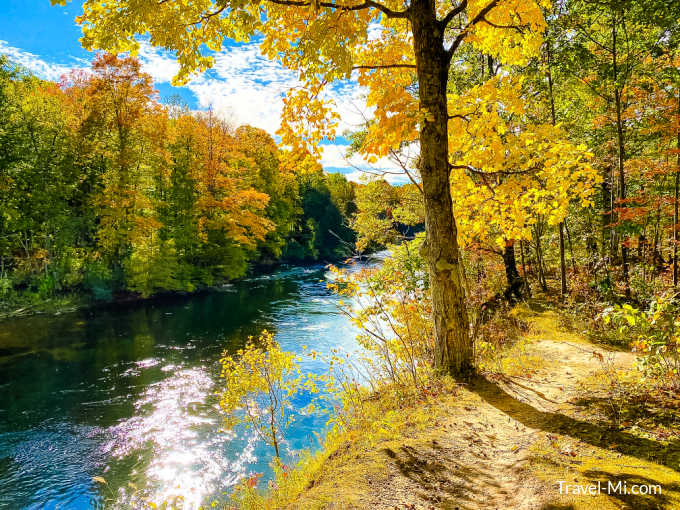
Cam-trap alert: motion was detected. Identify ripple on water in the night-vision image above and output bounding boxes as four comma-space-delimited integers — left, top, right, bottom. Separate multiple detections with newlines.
0, 422, 109, 509
0, 255, 383, 509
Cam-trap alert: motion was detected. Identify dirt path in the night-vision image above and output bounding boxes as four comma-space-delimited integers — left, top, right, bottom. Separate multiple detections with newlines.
293, 306, 680, 510
335, 330, 636, 510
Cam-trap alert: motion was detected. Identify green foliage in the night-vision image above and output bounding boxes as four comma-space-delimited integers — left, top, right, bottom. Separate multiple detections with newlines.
81, 259, 114, 302
283, 171, 356, 261
125, 237, 184, 298
352, 180, 423, 253
602, 295, 680, 389
0, 53, 358, 311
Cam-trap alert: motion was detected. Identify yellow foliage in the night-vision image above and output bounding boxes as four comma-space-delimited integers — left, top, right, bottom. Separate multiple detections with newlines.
447, 76, 601, 248
64, 0, 551, 168
218, 331, 322, 458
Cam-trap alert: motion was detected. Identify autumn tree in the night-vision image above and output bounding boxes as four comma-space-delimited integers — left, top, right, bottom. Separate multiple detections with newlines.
550, 0, 680, 297
60, 0, 552, 376
447, 76, 600, 297
0, 58, 81, 295
353, 179, 423, 252
62, 54, 161, 288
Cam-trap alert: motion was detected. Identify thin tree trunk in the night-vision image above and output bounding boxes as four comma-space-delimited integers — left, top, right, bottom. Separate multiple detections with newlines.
601, 172, 612, 261
674, 155, 679, 287
559, 222, 567, 295
411, 0, 471, 377
674, 90, 679, 287
547, 43, 567, 296
270, 410, 280, 459
652, 181, 662, 272
520, 239, 531, 297
612, 11, 630, 298
534, 224, 548, 292
610, 164, 616, 262
564, 218, 577, 274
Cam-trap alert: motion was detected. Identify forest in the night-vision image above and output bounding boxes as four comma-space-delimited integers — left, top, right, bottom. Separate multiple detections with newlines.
1, 0, 680, 508
0, 53, 361, 309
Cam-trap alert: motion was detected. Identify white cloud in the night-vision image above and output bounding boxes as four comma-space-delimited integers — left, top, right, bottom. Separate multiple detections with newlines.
342, 169, 411, 186
133, 41, 372, 137
136, 41, 180, 84
318, 143, 388, 170
319, 143, 413, 185
185, 44, 299, 133
0, 40, 76, 81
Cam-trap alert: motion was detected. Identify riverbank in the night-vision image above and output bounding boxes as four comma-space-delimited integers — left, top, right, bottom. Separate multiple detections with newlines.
0, 254, 379, 323
241, 301, 680, 509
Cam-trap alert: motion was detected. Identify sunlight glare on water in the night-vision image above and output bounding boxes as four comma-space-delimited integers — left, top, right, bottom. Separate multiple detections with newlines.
0, 256, 380, 509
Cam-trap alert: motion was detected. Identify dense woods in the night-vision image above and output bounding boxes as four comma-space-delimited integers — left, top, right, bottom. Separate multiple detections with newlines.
0, 53, 357, 307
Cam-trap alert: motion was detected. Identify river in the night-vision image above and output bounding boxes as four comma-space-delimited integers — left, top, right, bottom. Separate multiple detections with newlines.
0, 256, 381, 509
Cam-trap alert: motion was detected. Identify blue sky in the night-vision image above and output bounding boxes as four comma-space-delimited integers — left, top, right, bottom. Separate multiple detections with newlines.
0, 0, 409, 183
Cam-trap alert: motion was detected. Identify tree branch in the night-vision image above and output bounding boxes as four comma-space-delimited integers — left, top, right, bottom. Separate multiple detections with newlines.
389, 148, 423, 194
352, 64, 416, 70
449, 162, 535, 177
187, 2, 229, 26
447, 0, 500, 59
265, 0, 409, 18
439, 0, 467, 30
480, 16, 525, 34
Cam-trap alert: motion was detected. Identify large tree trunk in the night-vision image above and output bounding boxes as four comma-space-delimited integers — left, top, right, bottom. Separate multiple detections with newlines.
411, 0, 472, 377
503, 242, 520, 284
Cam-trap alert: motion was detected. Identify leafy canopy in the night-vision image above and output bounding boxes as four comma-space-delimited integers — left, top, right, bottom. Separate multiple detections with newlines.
52, 0, 550, 161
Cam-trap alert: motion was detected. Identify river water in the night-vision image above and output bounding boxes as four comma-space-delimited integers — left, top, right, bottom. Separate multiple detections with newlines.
0, 257, 379, 509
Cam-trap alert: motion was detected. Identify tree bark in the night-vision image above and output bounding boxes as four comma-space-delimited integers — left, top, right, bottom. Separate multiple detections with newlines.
534, 223, 548, 292
564, 218, 577, 274
520, 239, 531, 296
674, 90, 679, 287
411, 0, 471, 377
559, 222, 567, 295
612, 11, 630, 298
503, 242, 520, 284
502, 241, 524, 300
601, 172, 612, 261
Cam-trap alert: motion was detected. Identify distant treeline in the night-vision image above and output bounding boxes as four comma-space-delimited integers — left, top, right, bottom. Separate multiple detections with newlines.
0, 53, 357, 304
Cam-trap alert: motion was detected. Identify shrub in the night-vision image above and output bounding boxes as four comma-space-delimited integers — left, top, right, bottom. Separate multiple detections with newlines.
218, 330, 321, 459
327, 236, 435, 394
602, 294, 680, 390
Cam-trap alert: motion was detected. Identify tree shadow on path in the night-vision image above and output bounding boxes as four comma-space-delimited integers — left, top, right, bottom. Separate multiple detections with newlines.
470, 376, 680, 472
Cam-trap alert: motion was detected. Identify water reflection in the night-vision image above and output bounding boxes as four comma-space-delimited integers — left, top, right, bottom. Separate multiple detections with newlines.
0, 261, 374, 509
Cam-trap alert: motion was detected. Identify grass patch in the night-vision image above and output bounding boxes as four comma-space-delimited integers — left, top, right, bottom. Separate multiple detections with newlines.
530, 435, 680, 509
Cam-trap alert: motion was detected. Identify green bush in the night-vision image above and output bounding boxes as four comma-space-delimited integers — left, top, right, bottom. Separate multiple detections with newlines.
602, 294, 680, 390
